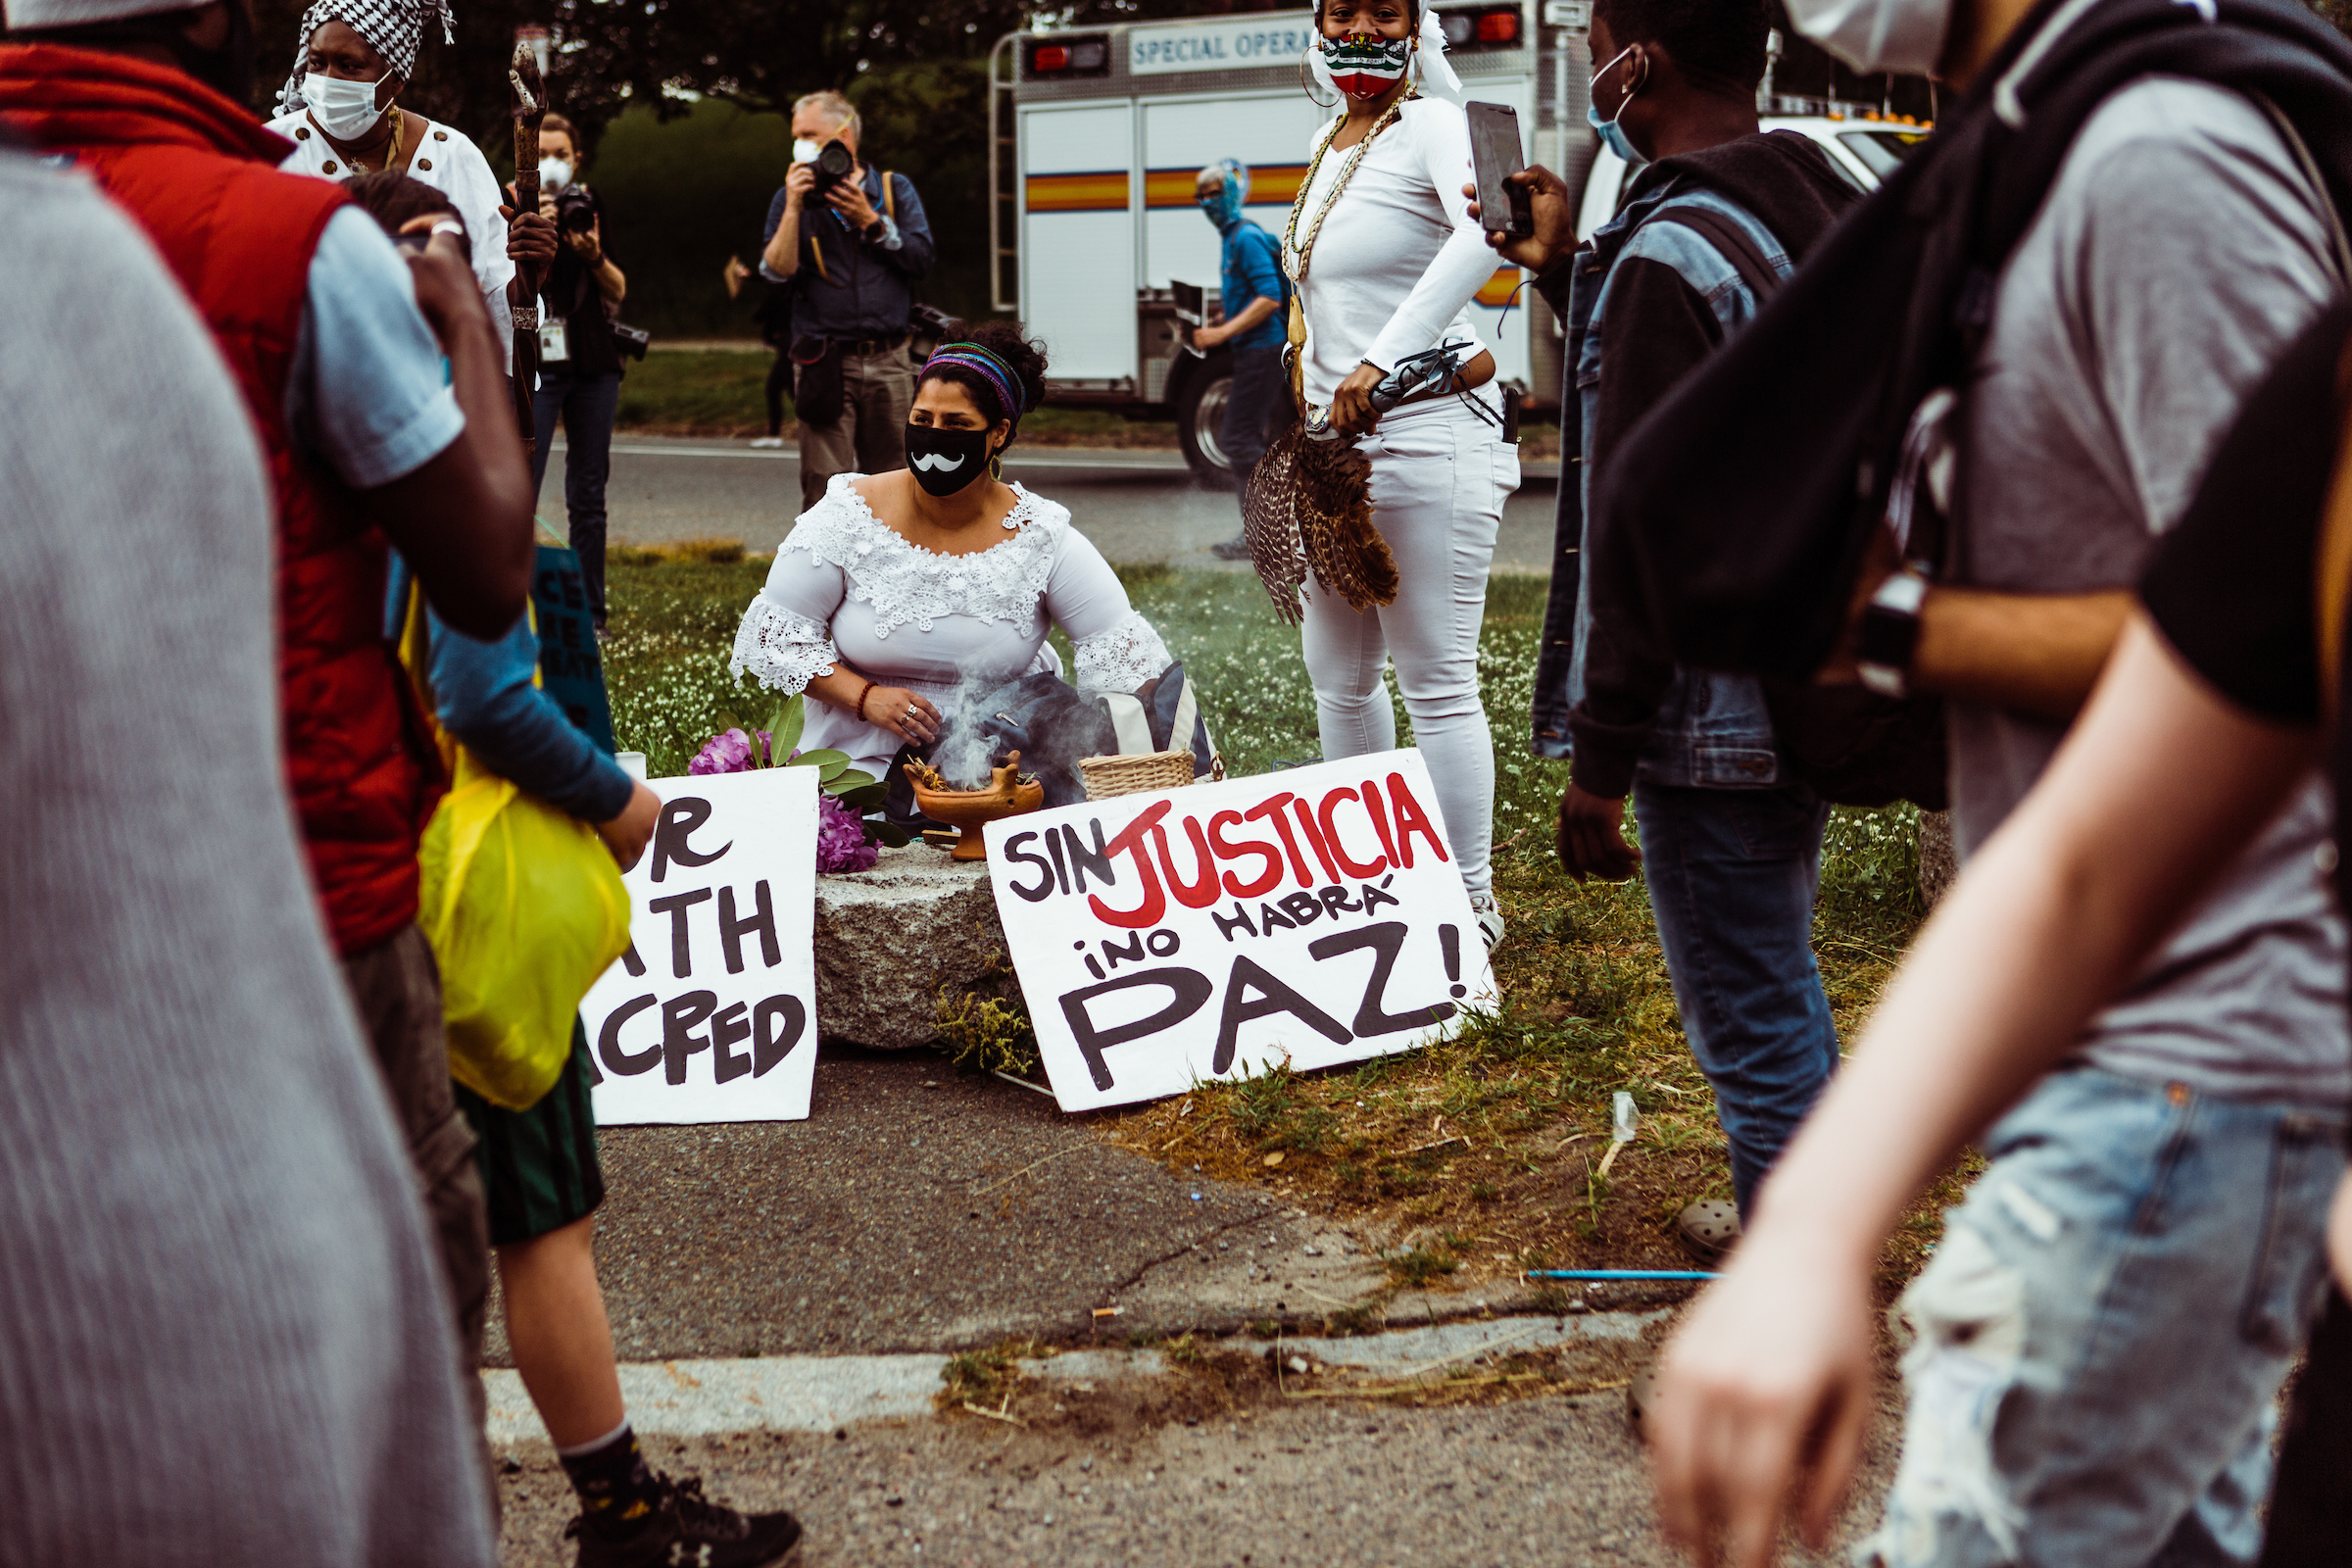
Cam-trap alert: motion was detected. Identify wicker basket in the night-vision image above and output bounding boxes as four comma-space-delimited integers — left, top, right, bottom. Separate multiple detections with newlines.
1079, 749, 1198, 800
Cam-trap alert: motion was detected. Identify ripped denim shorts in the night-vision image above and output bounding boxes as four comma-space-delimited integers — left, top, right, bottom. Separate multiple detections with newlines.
1864, 1065, 2345, 1568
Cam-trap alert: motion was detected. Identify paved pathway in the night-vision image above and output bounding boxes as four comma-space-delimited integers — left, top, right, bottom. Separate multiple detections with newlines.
547, 435, 1564, 573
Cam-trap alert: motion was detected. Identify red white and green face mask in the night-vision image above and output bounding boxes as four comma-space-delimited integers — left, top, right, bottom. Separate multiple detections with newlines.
1317, 33, 1410, 97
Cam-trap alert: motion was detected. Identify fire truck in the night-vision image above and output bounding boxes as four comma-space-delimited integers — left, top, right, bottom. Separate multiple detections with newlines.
987, 2, 1582, 484
987, 6, 1925, 485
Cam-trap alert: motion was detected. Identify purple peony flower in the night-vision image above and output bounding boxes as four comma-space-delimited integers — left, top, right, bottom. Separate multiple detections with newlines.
689, 728, 775, 775
815, 791, 879, 873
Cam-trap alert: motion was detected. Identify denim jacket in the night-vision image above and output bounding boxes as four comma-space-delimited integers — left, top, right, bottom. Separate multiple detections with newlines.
1531, 176, 1788, 790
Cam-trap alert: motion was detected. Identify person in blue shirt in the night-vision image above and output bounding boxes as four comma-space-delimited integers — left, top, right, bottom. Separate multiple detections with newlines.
1191, 159, 1291, 562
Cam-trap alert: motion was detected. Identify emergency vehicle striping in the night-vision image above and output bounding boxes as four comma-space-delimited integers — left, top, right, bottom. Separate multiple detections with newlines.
1142, 165, 1311, 208
1025, 171, 1133, 212
1474, 266, 1525, 307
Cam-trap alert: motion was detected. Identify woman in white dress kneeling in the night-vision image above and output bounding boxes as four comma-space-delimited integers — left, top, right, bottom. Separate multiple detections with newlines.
730, 324, 1172, 780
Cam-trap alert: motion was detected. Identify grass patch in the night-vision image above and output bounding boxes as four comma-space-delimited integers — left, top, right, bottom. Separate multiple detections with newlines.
613, 346, 1178, 448
601, 557, 1957, 1281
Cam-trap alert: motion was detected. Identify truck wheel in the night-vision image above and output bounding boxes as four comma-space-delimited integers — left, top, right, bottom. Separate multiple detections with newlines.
1175, 350, 1237, 490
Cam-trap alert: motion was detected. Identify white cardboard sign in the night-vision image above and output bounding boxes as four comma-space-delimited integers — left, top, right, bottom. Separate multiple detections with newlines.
582, 767, 820, 1124
985, 750, 1497, 1112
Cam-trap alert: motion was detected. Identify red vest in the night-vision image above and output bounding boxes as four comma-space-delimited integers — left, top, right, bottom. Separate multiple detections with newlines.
0, 44, 436, 956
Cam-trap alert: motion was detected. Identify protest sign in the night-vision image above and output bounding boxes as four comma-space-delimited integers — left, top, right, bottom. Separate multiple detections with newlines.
984, 750, 1497, 1112
582, 767, 819, 1124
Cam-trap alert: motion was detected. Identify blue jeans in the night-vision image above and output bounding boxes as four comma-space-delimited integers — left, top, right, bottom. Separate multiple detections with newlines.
530, 369, 621, 626
1633, 780, 1838, 1213
1866, 1068, 2346, 1567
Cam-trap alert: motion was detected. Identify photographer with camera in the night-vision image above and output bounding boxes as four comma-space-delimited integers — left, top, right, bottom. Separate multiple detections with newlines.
529, 113, 628, 635
760, 89, 935, 511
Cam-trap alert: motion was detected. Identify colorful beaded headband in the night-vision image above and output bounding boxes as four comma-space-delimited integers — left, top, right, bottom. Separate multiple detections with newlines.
920, 342, 1029, 424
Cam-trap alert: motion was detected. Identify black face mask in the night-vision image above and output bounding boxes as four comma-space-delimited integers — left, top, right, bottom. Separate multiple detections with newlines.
904, 422, 996, 497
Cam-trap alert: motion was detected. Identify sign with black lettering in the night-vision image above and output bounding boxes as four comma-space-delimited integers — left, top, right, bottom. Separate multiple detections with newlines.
581, 767, 819, 1123
984, 750, 1497, 1112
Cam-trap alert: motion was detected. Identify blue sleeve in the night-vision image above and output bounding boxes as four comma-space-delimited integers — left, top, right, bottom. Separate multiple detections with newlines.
1241, 226, 1287, 308
762, 185, 789, 245
284, 208, 466, 489
410, 571, 633, 823
884, 173, 934, 281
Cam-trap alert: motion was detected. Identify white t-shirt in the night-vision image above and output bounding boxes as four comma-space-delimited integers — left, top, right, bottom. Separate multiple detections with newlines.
268, 108, 516, 373
1285, 96, 1496, 408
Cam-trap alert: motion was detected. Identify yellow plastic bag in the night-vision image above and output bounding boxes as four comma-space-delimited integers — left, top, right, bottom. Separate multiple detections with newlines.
403, 587, 631, 1110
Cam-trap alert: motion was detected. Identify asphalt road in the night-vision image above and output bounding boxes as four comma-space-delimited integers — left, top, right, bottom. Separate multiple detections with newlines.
491, 434, 1890, 1564
547, 435, 1564, 573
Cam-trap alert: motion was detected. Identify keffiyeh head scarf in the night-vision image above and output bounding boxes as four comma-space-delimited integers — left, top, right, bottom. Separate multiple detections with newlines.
276, 0, 456, 117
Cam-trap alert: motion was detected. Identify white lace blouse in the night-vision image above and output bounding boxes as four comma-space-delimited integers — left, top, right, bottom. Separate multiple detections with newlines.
730, 474, 1174, 776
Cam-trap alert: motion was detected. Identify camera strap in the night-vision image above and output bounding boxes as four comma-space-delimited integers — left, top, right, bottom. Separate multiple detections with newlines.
807, 170, 895, 286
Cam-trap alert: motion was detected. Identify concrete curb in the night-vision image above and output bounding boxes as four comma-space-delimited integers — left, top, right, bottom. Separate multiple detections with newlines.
483, 1311, 1666, 1447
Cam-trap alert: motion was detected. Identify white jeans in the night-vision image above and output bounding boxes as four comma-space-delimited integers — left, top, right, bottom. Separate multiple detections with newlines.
1299, 396, 1518, 900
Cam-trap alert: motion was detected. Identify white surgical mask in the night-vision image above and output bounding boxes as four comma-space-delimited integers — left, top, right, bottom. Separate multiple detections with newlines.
538, 156, 574, 192
300, 72, 384, 140
1782, 0, 1951, 75
792, 137, 822, 165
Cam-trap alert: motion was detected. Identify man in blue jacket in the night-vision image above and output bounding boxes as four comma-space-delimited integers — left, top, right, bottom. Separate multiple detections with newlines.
1191, 158, 1290, 561
1482, 0, 1857, 1247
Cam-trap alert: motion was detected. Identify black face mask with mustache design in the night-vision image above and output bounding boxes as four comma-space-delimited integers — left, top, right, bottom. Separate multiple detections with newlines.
904, 422, 996, 497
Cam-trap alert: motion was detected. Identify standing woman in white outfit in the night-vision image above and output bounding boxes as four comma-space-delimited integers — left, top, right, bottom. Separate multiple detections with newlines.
1285, 0, 1521, 948
266, 0, 554, 372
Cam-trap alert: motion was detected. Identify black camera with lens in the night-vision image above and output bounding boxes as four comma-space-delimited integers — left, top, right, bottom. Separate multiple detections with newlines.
807, 137, 857, 195
553, 186, 599, 236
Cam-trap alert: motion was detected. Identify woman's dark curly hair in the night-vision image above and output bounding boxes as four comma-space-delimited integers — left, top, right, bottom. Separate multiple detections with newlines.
916, 322, 1050, 451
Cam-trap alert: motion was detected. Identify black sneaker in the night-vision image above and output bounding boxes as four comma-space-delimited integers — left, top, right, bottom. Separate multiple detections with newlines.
564, 1476, 803, 1568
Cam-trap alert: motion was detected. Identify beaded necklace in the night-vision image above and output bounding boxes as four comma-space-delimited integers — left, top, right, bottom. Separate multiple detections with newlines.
1280, 91, 1411, 284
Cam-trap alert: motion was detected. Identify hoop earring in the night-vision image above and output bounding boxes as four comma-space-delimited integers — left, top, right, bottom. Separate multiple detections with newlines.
1298, 46, 1339, 108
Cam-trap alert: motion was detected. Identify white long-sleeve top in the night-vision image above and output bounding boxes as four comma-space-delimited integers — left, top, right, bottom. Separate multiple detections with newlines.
730, 474, 1173, 777
1288, 96, 1495, 408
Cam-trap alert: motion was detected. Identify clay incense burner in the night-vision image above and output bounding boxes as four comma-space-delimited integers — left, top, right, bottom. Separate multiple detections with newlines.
903, 752, 1044, 861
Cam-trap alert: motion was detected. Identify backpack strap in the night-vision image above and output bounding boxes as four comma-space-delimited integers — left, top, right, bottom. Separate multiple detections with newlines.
881, 170, 897, 223
1642, 203, 1787, 301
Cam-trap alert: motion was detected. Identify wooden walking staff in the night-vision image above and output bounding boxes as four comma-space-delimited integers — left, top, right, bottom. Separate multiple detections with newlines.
508, 41, 546, 460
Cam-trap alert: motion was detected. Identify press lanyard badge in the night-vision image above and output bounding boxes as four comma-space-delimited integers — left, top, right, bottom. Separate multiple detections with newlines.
537, 300, 569, 364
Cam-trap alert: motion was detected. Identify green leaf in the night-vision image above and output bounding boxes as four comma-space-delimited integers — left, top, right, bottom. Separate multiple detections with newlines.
816, 759, 850, 783
773, 695, 807, 759
834, 782, 887, 811
827, 767, 878, 792
787, 748, 850, 773
871, 821, 912, 848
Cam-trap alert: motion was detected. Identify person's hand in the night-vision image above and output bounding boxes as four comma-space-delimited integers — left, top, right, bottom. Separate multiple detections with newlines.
1330, 361, 1386, 436
1194, 320, 1229, 350
827, 170, 880, 230
566, 217, 603, 264
597, 780, 662, 872
864, 684, 940, 747
1647, 1235, 1878, 1567
1462, 165, 1578, 271
502, 204, 559, 294
1556, 782, 1641, 881
399, 216, 493, 349
782, 163, 817, 209
1814, 522, 1904, 686
722, 255, 751, 299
